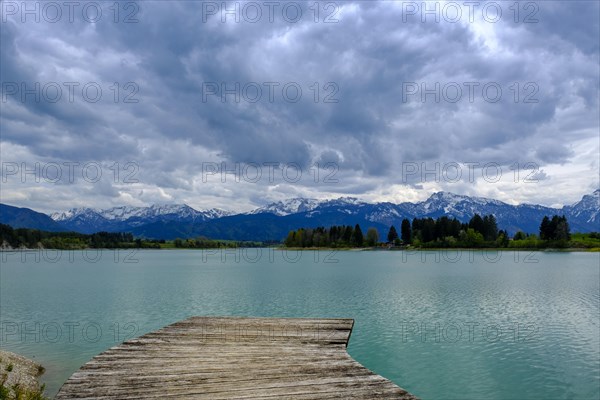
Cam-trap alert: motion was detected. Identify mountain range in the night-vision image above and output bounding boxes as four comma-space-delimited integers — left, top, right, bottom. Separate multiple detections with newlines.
50, 204, 232, 234
1, 190, 598, 241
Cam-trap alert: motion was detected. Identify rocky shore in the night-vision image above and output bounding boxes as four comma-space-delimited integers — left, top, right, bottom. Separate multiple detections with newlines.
0, 350, 47, 399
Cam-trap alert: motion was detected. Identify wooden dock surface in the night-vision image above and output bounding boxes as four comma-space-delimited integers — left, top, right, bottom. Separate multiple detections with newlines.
56, 316, 418, 399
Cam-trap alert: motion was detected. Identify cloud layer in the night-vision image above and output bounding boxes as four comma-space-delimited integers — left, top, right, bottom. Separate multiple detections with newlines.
1, 1, 598, 213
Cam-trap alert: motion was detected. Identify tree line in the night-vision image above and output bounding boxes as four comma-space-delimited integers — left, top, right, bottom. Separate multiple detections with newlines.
283, 214, 587, 249
539, 215, 570, 241
401, 214, 507, 248
0, 223, 264, 250
173, 237, 263, 248
0, 224, 158, 249
284, 224, 374, 248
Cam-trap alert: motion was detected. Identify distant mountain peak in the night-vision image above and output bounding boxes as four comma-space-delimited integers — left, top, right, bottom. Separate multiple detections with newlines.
47, 203, 232, 233
564, 189, 600, 223
249, 196, 372, 216
327, 196, 364, 205
51, 207, 100, 221
427, 191, 503, 203
249, 198, 321, 216
3, 190, 598, 239
1, 203, 68, 231
51, 203, 232, 222
428, 191, 461, 199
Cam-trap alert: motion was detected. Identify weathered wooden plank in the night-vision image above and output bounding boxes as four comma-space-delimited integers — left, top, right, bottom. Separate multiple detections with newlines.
56, 317, 418, 399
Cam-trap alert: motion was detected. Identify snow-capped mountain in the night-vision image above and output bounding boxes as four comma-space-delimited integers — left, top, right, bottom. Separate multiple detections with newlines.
304, 199, 401, 224
50, 208, 114, 232
3, 190, 598, 240
248, 191, 598, 236
563, 189, 599, 223
249, 198, 323, 216
394, 192, 558, 234
250, 197, 369, 217
51, 207, 93, 221
50, 204, 232, 234
405, 192, 506, 216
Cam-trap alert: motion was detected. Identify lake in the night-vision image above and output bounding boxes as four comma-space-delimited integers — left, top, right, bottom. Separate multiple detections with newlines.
0, 249, 598, 399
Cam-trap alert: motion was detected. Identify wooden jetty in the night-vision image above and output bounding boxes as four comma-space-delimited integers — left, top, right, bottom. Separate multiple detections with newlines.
56, 316, 418, 399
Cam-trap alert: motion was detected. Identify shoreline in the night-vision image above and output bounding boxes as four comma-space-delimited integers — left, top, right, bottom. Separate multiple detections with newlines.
0, 350, 47, 398
280, 247, 599, 252
1, 246, 598, 252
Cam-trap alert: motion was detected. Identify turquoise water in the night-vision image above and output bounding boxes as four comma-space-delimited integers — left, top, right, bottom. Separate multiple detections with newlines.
1, 249, 598, 399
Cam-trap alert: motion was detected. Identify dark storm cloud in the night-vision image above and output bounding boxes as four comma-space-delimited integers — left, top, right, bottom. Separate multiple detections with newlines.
1, 0, 598, 211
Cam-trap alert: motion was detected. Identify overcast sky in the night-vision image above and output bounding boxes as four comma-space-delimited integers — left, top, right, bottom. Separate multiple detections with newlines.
1, 1, 598, 213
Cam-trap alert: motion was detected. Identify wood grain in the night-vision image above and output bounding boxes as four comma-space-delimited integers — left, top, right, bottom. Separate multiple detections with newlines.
56, 317, 418, 399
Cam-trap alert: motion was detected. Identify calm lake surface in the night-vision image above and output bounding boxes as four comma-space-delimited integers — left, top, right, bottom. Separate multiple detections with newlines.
1, 249, 598, 399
